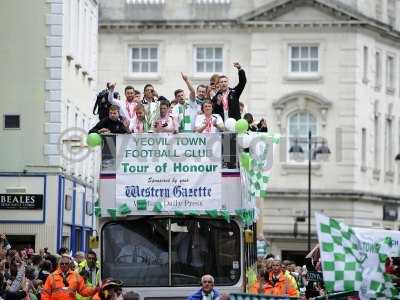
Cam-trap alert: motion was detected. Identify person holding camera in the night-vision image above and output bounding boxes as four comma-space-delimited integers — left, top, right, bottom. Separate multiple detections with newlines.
3, 255, 27, 300
257, 118, 268, 132
93, 83, 119, 121
207, 74, 220, 100
154, 100, 178, 134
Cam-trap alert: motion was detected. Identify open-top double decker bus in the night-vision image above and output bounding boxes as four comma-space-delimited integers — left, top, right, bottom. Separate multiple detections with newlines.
97, 132, 274, 299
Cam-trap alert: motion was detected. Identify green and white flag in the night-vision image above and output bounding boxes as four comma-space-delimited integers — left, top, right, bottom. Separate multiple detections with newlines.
316, 213, 400, 299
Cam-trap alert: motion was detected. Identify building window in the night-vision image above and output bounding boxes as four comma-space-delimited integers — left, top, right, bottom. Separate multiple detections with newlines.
383, 204, 398, 221
398, 120, 400, 169
363, 46, 368, 83
82, 5, 87, 67
62, 236, 70, 248
74, 112, 78, 128
4, 115, 20, 129
85, 201, 93, 216
75, 228, 82, 252
374, 114, 380, 170
287, 111, 317, 161
387, 0, 396, 27
75, 0, 80, 59
195, 46, 223, 73
386, 55, 395, 92
88, 13, 93, 71
361, 128, 367, 171
385, 118, 393, 172
65, 105, 70, 128
65, 195, 72, 211
130, 47, 158, 73
289, 45, 319, 75
376, 0, 382, 20
375, 51, 381, 90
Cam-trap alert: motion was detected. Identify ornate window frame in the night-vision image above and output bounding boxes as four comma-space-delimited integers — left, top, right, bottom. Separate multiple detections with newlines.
272, 91, 332, 168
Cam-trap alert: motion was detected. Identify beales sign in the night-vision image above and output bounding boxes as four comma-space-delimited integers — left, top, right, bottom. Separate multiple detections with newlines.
116, 133, 222, 211
0, 194, 43, 209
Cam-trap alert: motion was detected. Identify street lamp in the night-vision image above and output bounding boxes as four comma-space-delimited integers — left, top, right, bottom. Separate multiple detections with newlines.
289, 130, 331, 252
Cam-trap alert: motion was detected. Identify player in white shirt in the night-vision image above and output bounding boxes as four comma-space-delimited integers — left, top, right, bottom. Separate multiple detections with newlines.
173, 73, 207, 132
195, 100, 225, 133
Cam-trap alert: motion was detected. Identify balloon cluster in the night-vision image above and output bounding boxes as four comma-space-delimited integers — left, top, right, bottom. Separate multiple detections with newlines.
225, 118, 248, 134
224, 118, 252, 171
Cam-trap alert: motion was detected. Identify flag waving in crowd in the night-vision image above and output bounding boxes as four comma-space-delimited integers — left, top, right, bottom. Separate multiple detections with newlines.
316, 212, 400, 299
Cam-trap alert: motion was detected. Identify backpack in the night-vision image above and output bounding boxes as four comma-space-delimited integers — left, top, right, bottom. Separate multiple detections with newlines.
93, 90, 119, 120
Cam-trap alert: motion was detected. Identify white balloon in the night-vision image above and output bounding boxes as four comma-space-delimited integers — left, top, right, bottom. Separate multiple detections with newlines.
225, 118, 236, 132
237, 133, 252, 149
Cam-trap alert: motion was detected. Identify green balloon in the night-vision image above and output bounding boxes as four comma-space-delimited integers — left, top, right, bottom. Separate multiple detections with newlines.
240, 152, 252, 171
87, 133, 102, 147
235, 119, 249, 134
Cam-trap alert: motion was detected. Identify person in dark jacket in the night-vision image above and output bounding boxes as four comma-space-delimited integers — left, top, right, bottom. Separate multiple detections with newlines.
37, 260, 52, 284
257, 118, 268, 132
212, 62, 246, 121
187, 275, 223, 300
243, 113, 258, 132
89, 105, 129, 134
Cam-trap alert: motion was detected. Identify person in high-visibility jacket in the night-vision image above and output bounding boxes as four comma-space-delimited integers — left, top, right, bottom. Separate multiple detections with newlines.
263, 260, 298, 297
77, 250, 101, 300
41, 255, 98, 300
282, 260, 300, 296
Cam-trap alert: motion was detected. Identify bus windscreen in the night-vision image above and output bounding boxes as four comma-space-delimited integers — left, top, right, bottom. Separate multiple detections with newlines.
101, 217, 241, 287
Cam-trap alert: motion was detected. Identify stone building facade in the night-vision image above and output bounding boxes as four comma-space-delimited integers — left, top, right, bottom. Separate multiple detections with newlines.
98, 0, 400, 260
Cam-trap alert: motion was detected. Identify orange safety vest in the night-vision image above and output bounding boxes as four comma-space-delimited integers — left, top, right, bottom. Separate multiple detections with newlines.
41, 269, 97, 300
249, 278, 266, 295
264, 271, 298, 297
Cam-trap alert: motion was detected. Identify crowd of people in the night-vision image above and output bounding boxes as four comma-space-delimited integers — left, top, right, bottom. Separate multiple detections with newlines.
0, 234, 234, 300
90, 63, 268, 135
0, 234, 132, 300
0, 233, 341, 300
249, 254, 326, 299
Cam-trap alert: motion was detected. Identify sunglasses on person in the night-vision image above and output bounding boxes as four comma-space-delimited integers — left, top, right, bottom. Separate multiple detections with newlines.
202, 280, 213, 284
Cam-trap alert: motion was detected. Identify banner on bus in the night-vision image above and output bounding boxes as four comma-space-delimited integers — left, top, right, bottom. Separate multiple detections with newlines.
116, 133, 222, 212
